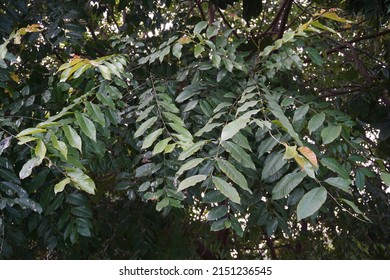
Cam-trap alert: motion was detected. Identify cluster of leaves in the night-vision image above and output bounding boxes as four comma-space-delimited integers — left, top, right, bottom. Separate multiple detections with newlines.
1, 0, 390, 259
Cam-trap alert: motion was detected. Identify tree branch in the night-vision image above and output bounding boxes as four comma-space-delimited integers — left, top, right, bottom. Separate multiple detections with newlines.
326, 29, 390, 57
262, 228, 278, 259
277, 0, 294, 38
195, 0, 207, 22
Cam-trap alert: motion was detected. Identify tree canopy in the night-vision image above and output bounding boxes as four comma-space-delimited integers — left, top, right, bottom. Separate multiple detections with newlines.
1, 0, 390, 259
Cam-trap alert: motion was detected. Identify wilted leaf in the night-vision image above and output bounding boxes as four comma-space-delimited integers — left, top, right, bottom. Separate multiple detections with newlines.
298, 146, 318, 168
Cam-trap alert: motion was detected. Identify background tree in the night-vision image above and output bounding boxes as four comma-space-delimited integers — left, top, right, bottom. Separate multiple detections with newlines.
1, 0, 390, 259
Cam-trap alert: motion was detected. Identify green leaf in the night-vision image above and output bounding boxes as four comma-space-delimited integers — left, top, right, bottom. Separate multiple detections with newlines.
168, 122, 193, 142
203, 190, 225, 203
156, 197, 170, 212
207, 205, 228, 221
135, 163, 161, 178
195, 122, 223, 137
206, 25, 219, 39
16, 127, 47, 138
66, 168, 96, 195
293, 104, 309, 123
258, 136, 279, 158
51, 134, 68, 159
217, 159, 251, 194
194, 44, 205, 58
229, 214, 244, 237
306, 47, 323, 66
85, 102, 106, 127
63, 124, 82, 152
297, 187, 327, 221
75, 111, 96, 141
178, 140, 207, 160
355, 169, 365, 189
172, 42, 182, 59
221, 117, 250, 142
212, 176, 241, 204
98, 64, 111, 80
142, 128, 163, 150
232, 131, 252, 151
103, 61, 121, 78
16, 198, 42, 214
222, 141, 256, 170
54, 178, 71, 194
324, 177, 352, 193
35, 139, 46, 160
96, 91, 115, 107
265, 94, 303, 146
177, 175, 207, 192
340, 198, 362, 214
262, 152, 287, 180
153, 137, 172, 155
321, 157, 350, 179
134, 116, 158, 138
321, 125, 342, 144
176, 158, 205, 176
380, 172, 390, 186
272, 171, 307, 200
222, 57, 234, 72
194, 21, 208, 34
19, 157, 42, 179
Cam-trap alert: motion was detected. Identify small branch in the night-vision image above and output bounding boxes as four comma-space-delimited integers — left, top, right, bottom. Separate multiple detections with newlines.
217, 8, 240, 39
262, 228, 278, 260
326, 29, 390, 57
195, 0, 207, 22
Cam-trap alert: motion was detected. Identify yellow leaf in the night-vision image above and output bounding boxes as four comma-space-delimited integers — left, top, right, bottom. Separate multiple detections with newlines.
298, 146, 318, 168
284, 145, 298, 160
10, 72, 19, 83
322, 12, 348, 23
294, 154, 305, 170
178, 36, 191, 44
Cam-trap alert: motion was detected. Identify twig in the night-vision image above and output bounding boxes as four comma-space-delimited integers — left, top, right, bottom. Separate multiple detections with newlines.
217, 8, 240, 39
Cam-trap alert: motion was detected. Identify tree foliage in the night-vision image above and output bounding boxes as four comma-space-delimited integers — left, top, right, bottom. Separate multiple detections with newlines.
1, 0, 390, 259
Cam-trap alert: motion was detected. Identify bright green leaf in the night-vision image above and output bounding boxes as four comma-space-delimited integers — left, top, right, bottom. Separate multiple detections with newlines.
54, 178, 71, 194
142, 128, 163, 150
176, 158, 205, 176
178, 140, 207, 160
63, 124, 82, 152
134, 117, 158, 138
177, 174, 207, 192
212, 176, 241, 204
221, 117, 250, 142
75, 111, 96, 141
153, 137, 172, 155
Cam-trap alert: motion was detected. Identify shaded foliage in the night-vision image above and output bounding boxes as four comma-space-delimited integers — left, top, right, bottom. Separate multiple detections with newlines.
1, 0, 390, 260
